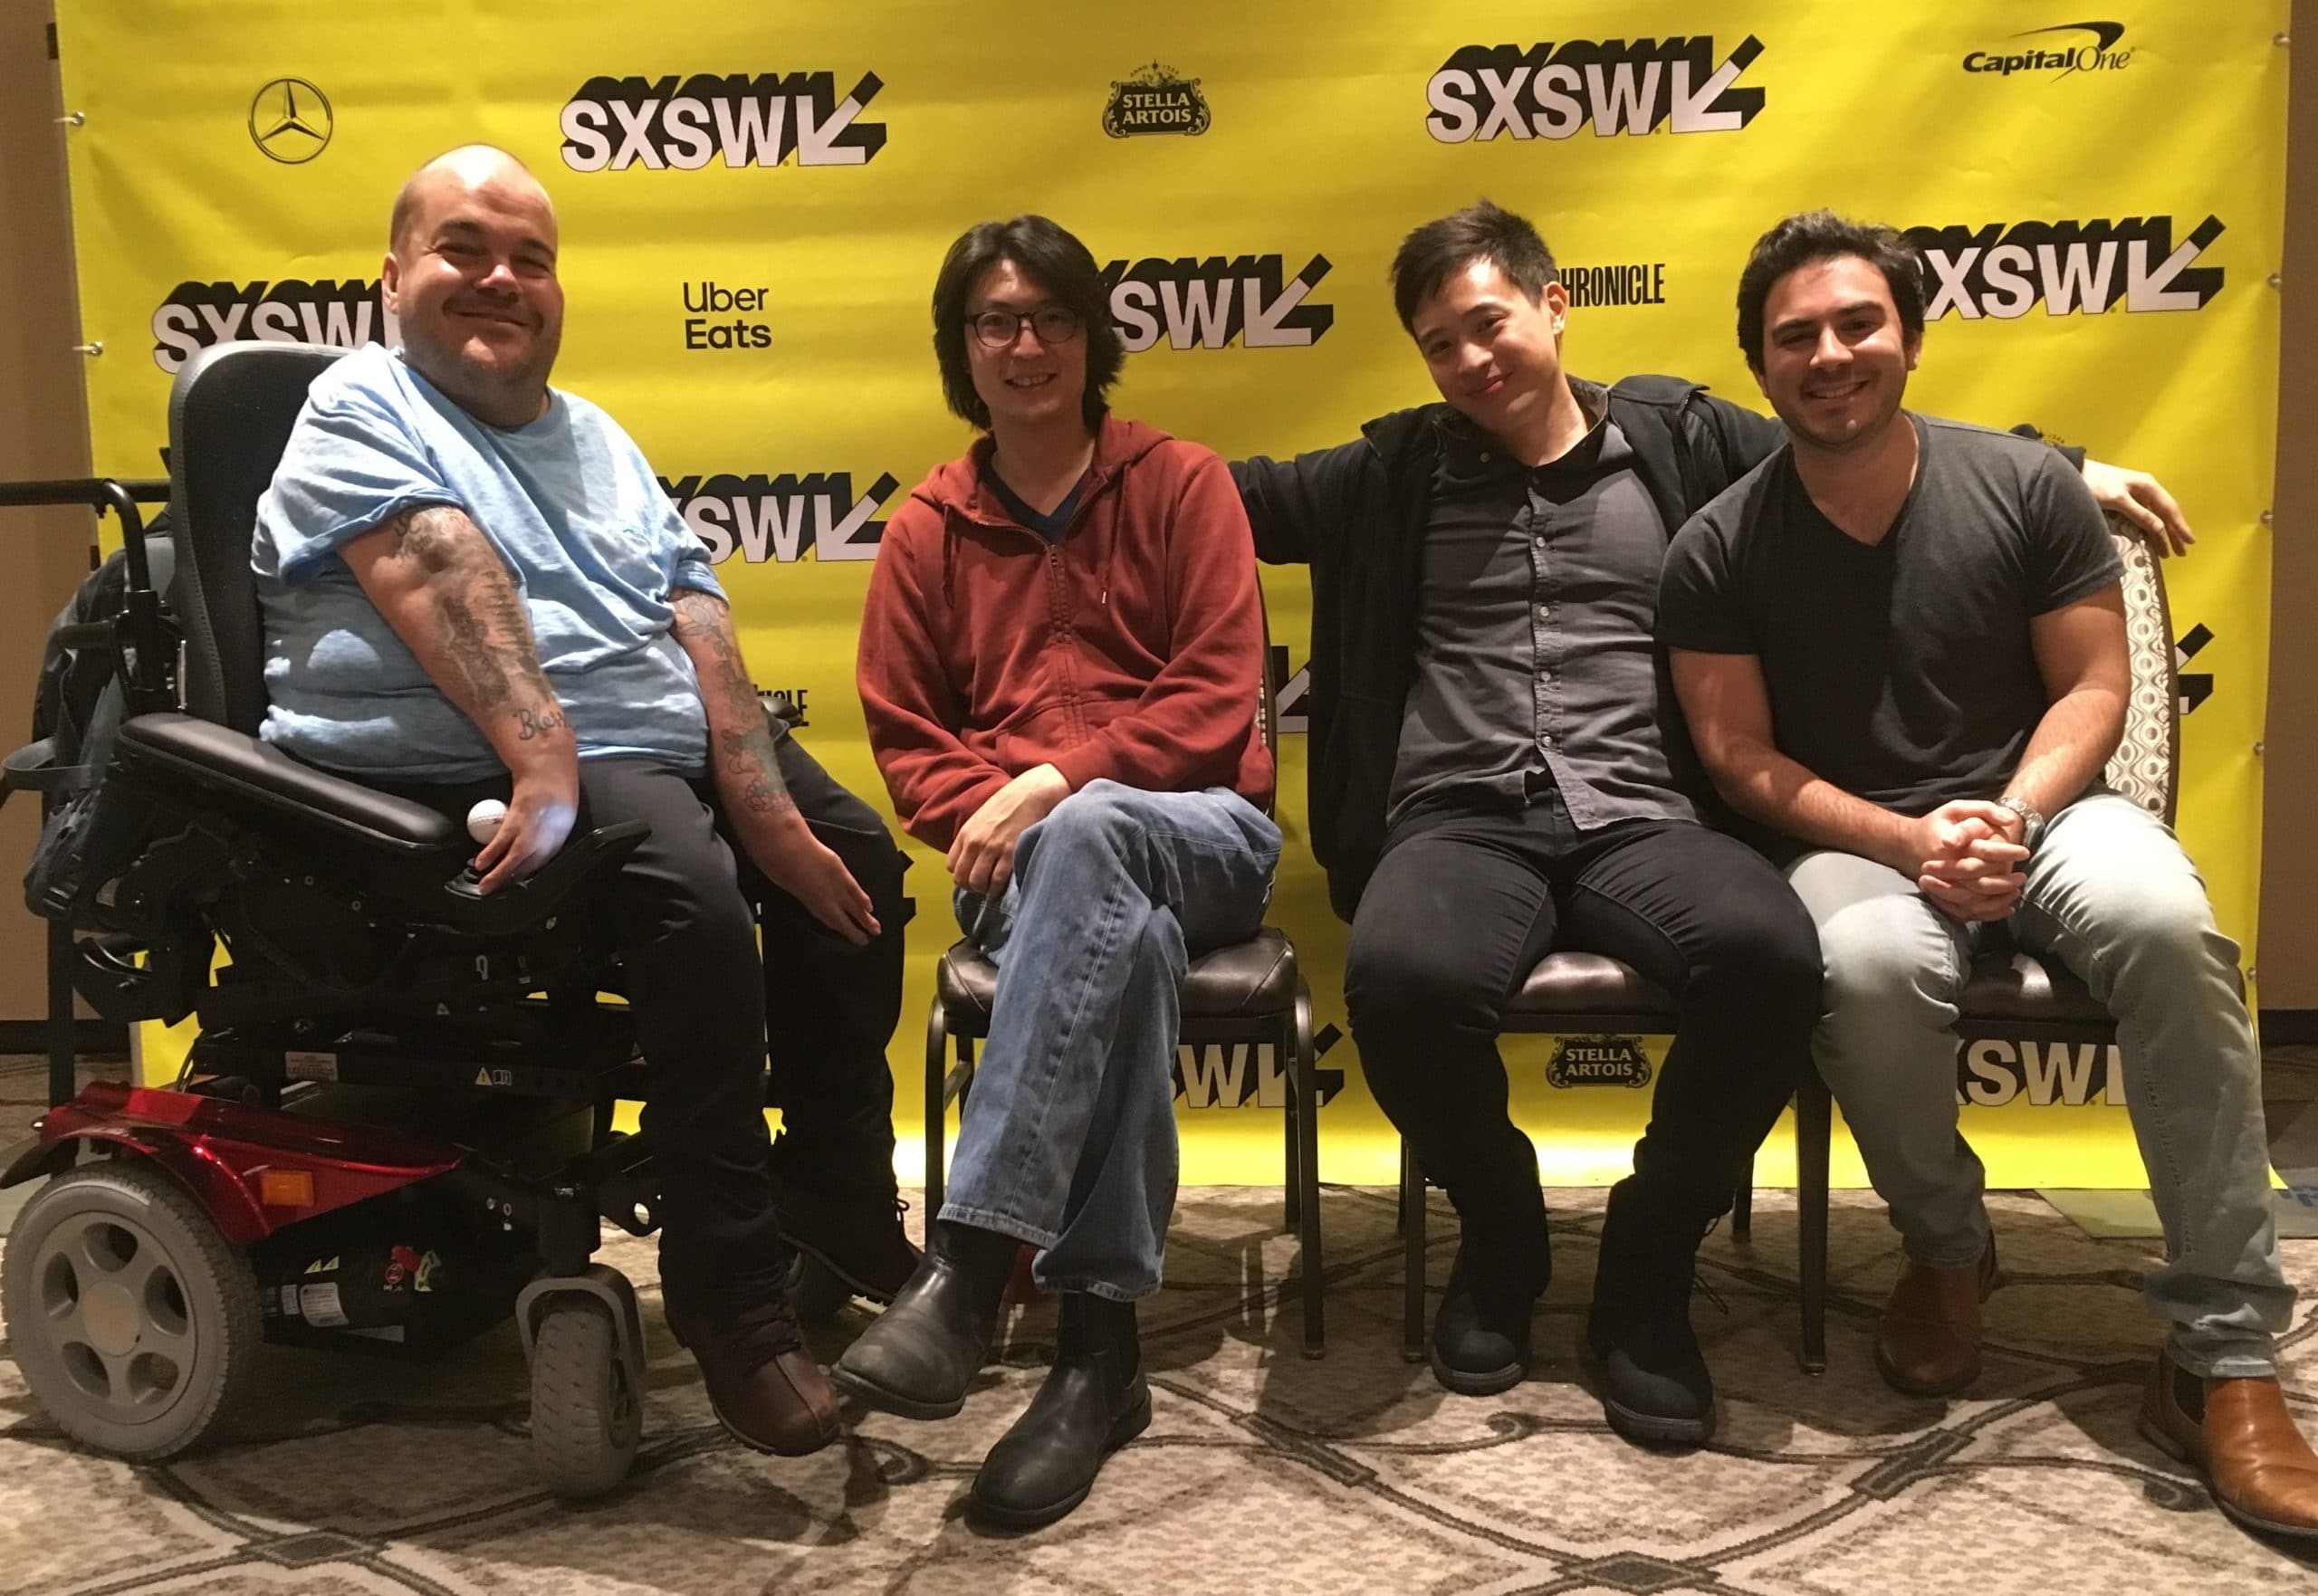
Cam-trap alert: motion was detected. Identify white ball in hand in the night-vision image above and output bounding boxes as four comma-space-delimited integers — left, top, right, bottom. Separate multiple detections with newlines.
466, 798, 508, 845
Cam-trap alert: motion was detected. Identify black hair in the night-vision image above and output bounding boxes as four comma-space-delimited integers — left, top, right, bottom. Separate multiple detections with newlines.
931, 215, 1124, 430
1735, 209, 1926, 368
1389, 199, 1557, 331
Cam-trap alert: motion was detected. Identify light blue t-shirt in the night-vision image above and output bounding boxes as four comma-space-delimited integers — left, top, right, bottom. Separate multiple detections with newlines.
253, 345, 723, 780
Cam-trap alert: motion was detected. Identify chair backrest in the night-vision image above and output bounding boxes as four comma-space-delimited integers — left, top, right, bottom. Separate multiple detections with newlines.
2101, 515, 2179, 826
166, 341, 349, 733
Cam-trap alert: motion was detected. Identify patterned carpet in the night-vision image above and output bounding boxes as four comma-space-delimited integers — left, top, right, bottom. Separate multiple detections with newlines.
9, 1048, 2318, 1593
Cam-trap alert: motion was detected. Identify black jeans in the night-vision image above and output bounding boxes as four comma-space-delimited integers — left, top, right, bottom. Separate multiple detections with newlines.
390, 726, 907, 1315
1344, 791, 1819, 1257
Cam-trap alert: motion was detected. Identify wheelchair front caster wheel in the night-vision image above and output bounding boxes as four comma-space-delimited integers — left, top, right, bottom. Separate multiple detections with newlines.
530, 1297, 642, 1498
784, 1253, 851, 1322
1, 1159, 262, 1460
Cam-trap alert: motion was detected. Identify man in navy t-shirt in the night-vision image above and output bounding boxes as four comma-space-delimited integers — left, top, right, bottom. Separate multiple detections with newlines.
1661, 208, 2318, 1541
254, 145, 909, 1458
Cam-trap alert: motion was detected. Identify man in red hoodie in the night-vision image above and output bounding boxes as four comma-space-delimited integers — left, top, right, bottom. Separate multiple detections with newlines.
840, 215, 1279, 1528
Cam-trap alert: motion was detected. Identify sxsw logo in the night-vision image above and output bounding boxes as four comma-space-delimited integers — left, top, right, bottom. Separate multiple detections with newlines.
560, 71, 886, 170
1907, 216, 2225, 320
1546, 1034, 1653, 1089
1103, 254, 1334, 351
1962, 21, 2131, 78
1958, 1038, 2125, 1107
1425, 36, 1765, 143
1266, 645, 1310, 734
662, 472, 901, 563
1176, 1023, 1346, 1109
151, 279, 391, 373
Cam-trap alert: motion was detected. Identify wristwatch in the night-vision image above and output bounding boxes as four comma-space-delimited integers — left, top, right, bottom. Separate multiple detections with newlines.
1997, 795, 2045, 849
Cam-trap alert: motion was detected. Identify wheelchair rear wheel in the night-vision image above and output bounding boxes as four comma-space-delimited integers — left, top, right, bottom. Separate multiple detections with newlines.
1, 1158, 262, 1460
530, 1296, 642, 1498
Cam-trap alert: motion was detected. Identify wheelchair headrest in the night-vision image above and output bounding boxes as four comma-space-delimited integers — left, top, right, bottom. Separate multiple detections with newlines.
166, 341, 349, 734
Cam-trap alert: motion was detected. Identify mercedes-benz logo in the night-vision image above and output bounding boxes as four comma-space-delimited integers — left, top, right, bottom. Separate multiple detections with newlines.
248, 78, 333, 164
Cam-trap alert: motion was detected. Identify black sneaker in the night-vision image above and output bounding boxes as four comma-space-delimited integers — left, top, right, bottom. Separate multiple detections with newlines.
1429, 1244, 1540, 1397
1586, 1179, 1716, 1448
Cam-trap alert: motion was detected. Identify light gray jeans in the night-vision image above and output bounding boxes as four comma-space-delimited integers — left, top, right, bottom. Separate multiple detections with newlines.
1788, 791, 2289, 1378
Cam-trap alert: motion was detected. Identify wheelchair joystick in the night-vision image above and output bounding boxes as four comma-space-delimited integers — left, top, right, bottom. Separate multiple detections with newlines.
466, 798, 507, 844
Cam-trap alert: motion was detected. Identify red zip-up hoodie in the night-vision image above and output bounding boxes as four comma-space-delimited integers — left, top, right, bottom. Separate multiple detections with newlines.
858, 416, 1272, 853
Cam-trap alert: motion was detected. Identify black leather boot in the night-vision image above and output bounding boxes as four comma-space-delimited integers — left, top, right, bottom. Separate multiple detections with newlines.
970, 1293, 1151, 1529
1586, 1178, 1716, 1448
831, 1219, 1017, 1419
1430, 1205, 1549, 1398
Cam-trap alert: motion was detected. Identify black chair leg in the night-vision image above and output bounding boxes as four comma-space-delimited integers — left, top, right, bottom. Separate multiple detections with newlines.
1796, 1074, 1832, 1374
1292, 984, 1323, 1357
1401, 1137, 1427, 1362
1732, 1161, 1754, 1244
1282, 1016, 1301, 1234
924, 1005, 948, 1217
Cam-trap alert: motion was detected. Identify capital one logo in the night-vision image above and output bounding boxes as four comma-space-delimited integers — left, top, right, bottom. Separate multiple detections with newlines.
663, 471, 900, 563
151, 279, 391, 373
560, 71, 886, 170
1103, 254, 1335, 352
1907, 216, 2225, 320
1958, 1038, 2126, 1106
1426, 36, 1765, 143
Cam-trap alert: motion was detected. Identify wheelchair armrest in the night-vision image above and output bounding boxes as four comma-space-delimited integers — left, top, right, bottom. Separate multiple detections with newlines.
112, 712, 461, 853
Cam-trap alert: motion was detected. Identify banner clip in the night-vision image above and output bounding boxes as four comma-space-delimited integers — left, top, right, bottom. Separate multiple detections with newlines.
71, 342, 101, 358
54, 111, 83, 128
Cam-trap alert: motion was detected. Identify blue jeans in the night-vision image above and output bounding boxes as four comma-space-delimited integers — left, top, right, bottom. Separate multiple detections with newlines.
1792, 792, 2289, 1378
943, 779, 1280, 1300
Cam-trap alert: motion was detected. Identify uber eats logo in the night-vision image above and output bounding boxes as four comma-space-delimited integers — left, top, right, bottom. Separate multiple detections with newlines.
1957, 1039, 2125, 1107
1907, 216, 2226, 320
1547, 1035, 1652, 1089
151, 279, 390, 374
1426, 35, 1765, 143
560, 71, 886, 170
663, 471, 900, 564
1102, 254, 1335, 352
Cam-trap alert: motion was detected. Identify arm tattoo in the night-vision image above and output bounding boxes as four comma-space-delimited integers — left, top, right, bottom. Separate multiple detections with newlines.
394, 506, 560, 732
675, 591, 795, 817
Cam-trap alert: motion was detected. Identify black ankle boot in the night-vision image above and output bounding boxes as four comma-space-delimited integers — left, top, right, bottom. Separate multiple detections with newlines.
831, 1220, 1018, 1419
971, 1293, 1151, 1529
1586, 1179, 1717, 1448
1430, 1222, 1548, 1398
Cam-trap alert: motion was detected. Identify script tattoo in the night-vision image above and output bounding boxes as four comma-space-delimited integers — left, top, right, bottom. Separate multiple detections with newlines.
516, 705, 568, 741
674, 590, 796, 819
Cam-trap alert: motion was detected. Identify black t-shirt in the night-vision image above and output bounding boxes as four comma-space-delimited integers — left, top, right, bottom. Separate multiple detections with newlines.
1656, 414, 2122, 817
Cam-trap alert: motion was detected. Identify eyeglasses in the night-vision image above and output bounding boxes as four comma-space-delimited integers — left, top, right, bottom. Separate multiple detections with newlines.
967, 306, 1083, 349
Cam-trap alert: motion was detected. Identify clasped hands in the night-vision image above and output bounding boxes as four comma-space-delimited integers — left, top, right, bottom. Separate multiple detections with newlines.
948, 765, 1071, 898
1897, 799, 2031, 924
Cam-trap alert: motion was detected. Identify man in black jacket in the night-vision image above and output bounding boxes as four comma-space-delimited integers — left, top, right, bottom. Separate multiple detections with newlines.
1231, 199, 2187, 1447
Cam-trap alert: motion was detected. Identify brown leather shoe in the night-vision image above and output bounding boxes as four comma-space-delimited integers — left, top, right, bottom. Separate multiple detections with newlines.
2141, 1349, 2318, 1541
1874, 1239, 1997, 1396
666, 1295, 842, 1457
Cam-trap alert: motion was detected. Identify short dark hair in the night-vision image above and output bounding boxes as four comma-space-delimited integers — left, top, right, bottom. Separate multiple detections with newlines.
1389, 199, 1557, 332
930, 215, 1124, 431
1735, 209, 1926, 368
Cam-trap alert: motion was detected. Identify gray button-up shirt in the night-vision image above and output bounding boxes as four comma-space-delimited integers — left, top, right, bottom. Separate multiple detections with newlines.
1386, 385, 1700, 832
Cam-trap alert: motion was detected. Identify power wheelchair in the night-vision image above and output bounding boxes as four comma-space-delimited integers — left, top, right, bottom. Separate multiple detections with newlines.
0, 340, 819, 1497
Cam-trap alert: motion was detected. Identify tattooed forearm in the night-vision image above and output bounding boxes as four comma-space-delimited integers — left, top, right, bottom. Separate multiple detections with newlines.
354, 504, 570, 757
675, 591, 796, 820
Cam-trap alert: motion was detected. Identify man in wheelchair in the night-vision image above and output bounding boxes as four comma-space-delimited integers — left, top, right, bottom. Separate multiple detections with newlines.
238, 145, 912, 1456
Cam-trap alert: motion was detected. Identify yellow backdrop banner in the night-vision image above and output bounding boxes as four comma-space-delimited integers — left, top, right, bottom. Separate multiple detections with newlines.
53, 3, 2291, 1188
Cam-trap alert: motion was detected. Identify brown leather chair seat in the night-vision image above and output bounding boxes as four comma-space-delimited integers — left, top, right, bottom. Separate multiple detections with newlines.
936, 927, 1300, 1023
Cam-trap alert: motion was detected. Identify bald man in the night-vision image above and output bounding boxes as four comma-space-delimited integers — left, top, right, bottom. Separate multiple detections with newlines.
251, 146, 915, 1457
